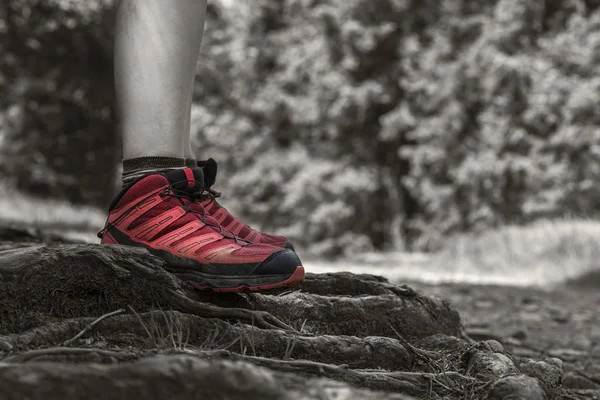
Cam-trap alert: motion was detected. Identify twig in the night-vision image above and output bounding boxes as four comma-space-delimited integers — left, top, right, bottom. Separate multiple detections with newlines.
299, 319, 308, 333
283, 337, 297, 360
239, 332, 245, 355
128, 306, 157, 348
61, 309, 125, 346
250, 314, 256, 357
219, 336, 241, 352
390, 324, 441, 373
183, 326, 191, 350
351, 368, 475, 382
159, 307, 177, 350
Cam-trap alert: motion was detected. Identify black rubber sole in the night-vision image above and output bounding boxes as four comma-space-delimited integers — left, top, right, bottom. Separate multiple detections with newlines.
167, 265, 305, 292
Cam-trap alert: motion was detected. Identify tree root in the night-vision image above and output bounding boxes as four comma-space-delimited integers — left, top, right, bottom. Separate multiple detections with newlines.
0, 353, 415, 400
0, 245, 294, 334
1, 311, 414, 370
164, 289, 295, 331
1, 347, 137, 363
0, 243, 567, 399
191, 349, 479, 397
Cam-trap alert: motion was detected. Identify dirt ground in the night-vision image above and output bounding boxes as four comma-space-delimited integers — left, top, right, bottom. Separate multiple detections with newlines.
409, 279, 600, 398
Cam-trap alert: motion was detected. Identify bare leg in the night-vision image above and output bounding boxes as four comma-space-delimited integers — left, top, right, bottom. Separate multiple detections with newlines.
183, 86, 197, 162
115, 0, 207, 160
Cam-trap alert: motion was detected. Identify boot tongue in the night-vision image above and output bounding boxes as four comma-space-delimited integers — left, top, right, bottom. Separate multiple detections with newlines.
198, 158, 218, 188
164, 167, 204, 193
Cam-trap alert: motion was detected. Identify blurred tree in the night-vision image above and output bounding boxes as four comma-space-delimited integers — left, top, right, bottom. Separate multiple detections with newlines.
0, 0, 117, 206
3, 0, 600, 255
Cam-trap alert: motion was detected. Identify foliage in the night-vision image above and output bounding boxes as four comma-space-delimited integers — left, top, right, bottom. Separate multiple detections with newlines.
3, 0, 600, 255
0, 0, 117, 205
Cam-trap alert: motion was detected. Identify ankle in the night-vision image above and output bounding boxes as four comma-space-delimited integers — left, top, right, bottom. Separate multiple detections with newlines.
121, 156, 185, 187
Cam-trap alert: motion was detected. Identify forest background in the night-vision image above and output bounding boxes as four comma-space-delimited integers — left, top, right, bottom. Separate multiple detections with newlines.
2, 0, 599, 259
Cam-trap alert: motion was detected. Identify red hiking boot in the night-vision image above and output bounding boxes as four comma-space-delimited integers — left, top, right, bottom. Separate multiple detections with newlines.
98, 167, 304, 292
197, 159, 295, 250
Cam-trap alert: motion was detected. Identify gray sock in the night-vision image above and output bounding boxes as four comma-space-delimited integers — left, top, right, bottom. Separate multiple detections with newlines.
121, 156, 185, 187
185, 158, 198, 168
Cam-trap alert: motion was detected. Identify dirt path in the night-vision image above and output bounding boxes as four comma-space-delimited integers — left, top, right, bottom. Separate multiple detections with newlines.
409, 280, 600, 398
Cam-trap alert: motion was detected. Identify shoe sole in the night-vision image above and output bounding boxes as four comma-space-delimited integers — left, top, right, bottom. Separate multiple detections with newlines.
171, 265, 305, 293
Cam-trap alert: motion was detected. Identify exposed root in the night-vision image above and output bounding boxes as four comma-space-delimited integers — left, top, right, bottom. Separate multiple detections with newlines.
0, 243, 568, 399
190, 349, 480, 397
0, 354, 414, 400
0, 245, 295, 335
1, 347, 136, 363
165, 289, 295, 332
1, 311, 414, 370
